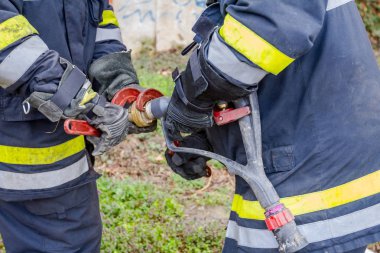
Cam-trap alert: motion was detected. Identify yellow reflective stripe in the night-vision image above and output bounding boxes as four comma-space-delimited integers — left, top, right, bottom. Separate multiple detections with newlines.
219, 14, 294, 75
99, 10, 119, 27
0, 15, 38, 51
232, 170, 380, 220
0, 136, 86, 165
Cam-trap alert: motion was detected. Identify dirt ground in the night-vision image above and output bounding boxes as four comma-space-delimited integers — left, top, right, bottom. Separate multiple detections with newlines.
95, 131, 234, 222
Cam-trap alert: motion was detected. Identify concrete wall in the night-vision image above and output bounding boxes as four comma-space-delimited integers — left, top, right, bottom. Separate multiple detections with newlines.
111, 0, 206, 51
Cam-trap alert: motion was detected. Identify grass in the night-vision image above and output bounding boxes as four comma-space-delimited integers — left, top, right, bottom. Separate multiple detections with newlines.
99, 176, 226, 253
133, 39, 187, 96
92, 44, 233, 250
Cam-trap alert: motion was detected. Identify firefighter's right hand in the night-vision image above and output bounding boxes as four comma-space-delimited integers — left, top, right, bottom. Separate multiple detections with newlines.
165, 131, 212, 180
86, 102, 130, 156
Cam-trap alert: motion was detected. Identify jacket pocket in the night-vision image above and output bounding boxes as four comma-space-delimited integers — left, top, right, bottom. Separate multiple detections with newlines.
263, 145, 295, 174
24, 184, 91, 218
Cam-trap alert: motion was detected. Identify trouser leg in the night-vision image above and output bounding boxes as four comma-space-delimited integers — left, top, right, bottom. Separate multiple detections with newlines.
0, 182, 102, 253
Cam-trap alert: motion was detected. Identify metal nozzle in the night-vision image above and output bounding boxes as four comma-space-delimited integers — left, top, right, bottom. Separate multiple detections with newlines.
146, 96, 170, 119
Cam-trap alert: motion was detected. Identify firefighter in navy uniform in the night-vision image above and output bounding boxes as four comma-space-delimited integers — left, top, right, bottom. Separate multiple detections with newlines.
0, 0, 152, 252
164, 0, 380, 252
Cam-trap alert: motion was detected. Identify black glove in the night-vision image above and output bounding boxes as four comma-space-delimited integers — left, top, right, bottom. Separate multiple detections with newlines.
165, 37, 253, 135
89, 50, 140, 101
88, 50, 157, 138
165, 131, 212, 180
86, 102, 130, 155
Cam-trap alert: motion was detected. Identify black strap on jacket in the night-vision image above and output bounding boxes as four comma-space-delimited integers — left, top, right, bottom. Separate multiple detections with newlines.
172, 68, 212, 113
50, 66, 86, 111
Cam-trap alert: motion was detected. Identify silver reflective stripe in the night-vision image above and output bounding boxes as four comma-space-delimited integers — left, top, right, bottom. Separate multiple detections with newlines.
0, 36, 48, 89
327, 0, 353, 11
0, 156, 89, 190
226, 221, 276, 248
226, 203, 380, 249
95, 28, 122, 43
207, 33, 267, 86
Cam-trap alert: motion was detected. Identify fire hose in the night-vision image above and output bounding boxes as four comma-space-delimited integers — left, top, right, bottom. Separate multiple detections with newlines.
64, 87, 308, 253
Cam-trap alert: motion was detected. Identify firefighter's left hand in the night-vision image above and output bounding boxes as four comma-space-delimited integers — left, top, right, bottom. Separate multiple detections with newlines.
165, 131, 212, 180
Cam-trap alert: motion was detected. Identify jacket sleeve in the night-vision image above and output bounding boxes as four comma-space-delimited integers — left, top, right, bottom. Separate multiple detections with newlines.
205, 0, 328, 86
92, 2, 127, 61
0, 1, 65, 95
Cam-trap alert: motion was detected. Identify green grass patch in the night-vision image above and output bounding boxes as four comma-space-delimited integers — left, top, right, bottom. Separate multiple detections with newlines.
168, 174, 231, 207
133, 40, 187, 97
98, 177, 225, 253
138, 70, 174, 97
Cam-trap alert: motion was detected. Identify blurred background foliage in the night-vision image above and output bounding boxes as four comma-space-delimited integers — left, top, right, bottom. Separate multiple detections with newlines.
356, 0, 380, 48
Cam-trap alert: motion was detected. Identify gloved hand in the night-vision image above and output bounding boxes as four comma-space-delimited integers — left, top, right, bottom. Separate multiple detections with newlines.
85, 103, 129, 155
88, 50, 158, 136
89, 50, 141, 101
165, 131, 212, 180
24, 57, 153, 156
165, 36, 253, 135
86, 102, 157, 156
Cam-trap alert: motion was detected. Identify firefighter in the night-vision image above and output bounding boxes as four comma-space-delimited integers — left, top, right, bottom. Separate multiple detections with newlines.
0, 1, 152, 252
165, 0, 380, 252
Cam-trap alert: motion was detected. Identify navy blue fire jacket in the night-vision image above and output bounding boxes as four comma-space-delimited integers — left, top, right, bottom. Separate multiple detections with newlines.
200, 0, 380, 252
0, 0, 125, 201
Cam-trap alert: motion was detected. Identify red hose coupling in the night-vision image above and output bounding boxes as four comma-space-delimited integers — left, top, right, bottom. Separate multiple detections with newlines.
265, 207, 294, 231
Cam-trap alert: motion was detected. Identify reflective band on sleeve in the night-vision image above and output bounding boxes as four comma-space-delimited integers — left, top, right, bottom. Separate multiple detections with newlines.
327, 0, 353, 11
227, 203, 380, 249
0, 136, 86, 165
95, 28, 122, 43
99, 10, 119, 27
0, 156, 89, 190
0, 15, 38, 50
219, 14, 295, 75
207, 33, 267, 85
232, 170, 380, 220
0, 36, 48, 89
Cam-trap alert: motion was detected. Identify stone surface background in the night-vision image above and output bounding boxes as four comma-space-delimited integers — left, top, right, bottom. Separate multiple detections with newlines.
111, 0, 206, 51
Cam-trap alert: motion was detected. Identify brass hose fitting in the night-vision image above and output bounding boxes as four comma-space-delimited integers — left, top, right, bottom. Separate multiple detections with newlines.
128, 101, 156, 127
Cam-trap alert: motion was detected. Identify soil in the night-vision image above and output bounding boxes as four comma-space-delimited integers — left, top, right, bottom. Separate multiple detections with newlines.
95, 133, 234, 225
